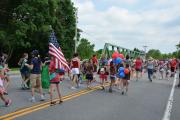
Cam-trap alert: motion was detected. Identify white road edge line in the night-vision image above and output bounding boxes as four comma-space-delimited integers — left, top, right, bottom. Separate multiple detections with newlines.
162, 74, 177, 120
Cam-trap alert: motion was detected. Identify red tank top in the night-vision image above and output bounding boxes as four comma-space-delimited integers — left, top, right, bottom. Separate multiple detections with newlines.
72, 60, 79, 68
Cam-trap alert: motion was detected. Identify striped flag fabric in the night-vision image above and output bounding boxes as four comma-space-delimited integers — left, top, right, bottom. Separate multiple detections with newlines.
49, 31, 70, 70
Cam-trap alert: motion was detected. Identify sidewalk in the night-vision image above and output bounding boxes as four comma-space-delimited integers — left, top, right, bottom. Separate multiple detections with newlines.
9, 70, 20, 75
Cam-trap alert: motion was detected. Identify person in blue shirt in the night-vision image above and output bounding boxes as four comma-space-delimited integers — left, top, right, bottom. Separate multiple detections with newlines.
28, 50, 45, 102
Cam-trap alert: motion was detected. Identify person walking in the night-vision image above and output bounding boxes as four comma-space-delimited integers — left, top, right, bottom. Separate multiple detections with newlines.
159, 61, 165, 80
41, 56, 50, 89
85, 60, 94, 89
28, 50, 45, 102
135, 57, 142, 81
122, 64, 131, 95
170, 58, 177, 77
49, 57, 63, 105
18, 53, 30, 89
147, 57, 154, 82
109, 61, 116, 93
70, 53, 80, 89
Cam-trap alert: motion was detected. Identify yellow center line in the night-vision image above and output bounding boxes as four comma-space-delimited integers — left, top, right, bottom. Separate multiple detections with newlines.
3, 85, 108, 120
0, 84, 109, 119
0, 88, 90, 119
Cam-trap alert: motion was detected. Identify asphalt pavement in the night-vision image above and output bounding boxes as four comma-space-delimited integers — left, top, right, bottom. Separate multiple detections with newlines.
0, 73, 180, 120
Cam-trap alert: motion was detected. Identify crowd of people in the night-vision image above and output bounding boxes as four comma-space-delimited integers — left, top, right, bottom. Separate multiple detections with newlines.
0, 50, 179, 107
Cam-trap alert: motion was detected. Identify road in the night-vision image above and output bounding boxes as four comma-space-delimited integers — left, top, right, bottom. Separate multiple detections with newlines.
0, 73, 180, 120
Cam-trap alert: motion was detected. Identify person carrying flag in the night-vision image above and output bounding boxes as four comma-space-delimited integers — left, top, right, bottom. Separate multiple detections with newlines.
49, 56, 63, 105
48, 31, 70, 103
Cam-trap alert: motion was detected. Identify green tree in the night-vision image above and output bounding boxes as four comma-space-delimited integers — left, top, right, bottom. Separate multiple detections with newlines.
147, 49, 162, 59
176, 43, 180, 49
96, 49, 103, 59
176, 43, 180, 58
0, 0, 76, 67
77, 38, 95, 60
133, 48, 141, 52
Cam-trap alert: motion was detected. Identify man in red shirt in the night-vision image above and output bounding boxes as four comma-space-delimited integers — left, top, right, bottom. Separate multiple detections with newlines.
135, 57, 142, 81
170, 58, 177, 77
91, 55, 98, 72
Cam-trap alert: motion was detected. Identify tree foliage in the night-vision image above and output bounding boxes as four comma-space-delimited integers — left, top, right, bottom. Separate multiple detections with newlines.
147, 48, 180, 59
147, 49, 162, 59
95, 49, 103, 59
77, 38, 95, 60
0, 0, 76, 67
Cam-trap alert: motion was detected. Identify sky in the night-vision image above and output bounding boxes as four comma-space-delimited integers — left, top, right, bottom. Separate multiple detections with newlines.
72, 0, 180, 53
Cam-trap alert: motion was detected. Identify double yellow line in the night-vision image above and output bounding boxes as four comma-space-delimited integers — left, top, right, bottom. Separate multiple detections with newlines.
0, 84, 109, 120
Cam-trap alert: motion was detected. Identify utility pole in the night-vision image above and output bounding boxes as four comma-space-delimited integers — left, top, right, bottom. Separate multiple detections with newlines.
143, 45, 148, 59
74, 8, 78, 53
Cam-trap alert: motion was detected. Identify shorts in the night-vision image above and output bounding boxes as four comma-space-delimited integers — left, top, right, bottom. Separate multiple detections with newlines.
71, 68, 80, 75
153, 69, 157, 73
100, 74, 107, 80
21, 71, 30, 78
159, 68, 164, 72
50, 81, 60, 84
116, 74, 120, 78
122, 79, 129, 85
86, 74, 93, 81
110, 75, 116, 80
124, 74, 130, 80
171, 67, 175, 72
93, 65, 97, 72
135, 68, 141, 72
30, 74, 42, 88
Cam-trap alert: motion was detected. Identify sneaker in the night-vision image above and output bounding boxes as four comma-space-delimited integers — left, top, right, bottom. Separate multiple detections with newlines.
50, 101, 56, 106
29, 97, 36, 102
40, 96, 45, 101
87, 86, 91, 90
59, 100, 63, 104
5, 99, 12, 107
71, 87, 76, 90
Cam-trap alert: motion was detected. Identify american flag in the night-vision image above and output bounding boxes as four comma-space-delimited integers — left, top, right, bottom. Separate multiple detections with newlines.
49, 31, 70, 70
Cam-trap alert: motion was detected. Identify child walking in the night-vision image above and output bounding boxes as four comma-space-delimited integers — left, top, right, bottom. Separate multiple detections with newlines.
116, 63, 124, 90
109, 61, 116, 93
99, 66, 108, 90
122, 64, 131, 95
85, 60, 94, 89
